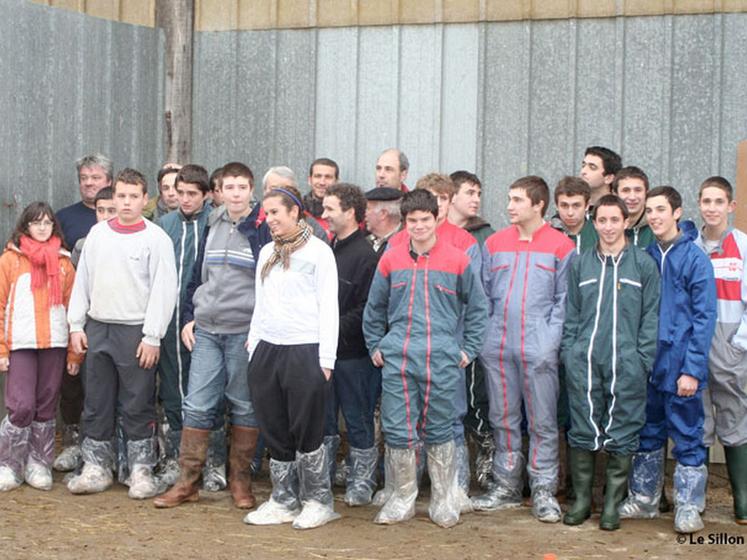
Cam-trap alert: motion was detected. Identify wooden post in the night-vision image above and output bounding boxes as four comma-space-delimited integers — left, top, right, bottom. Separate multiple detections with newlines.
735, 140, 747, 232
156, 0, 194, 164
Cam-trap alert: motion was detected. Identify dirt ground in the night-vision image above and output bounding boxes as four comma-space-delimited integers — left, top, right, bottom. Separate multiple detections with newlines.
1, 461, 745, 560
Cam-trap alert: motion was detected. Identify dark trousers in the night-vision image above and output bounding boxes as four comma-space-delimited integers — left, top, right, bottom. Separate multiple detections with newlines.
5, 348, 66, 427
248, 341, 329, 462
80, 320, 157, 442
463, 359, 493, 438
59, 365, 84, 426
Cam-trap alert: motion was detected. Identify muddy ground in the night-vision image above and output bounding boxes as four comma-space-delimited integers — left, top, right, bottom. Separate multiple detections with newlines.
1, 461, 745, 560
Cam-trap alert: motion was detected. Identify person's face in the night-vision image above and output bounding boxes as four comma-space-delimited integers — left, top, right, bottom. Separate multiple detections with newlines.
221, 175, 253, 216
95, 200, 117, 223
405, 210, 437, 245
177, 182, 207, 217
309, 164, 337, 200
507, 188, 542, 226
321, 195, 353, 235
699, 186, 735, 230
645, 195, 682, 240
451, 181, 481, 219
580, 155, 611, 190
114, 182, 148, 225
556, 194, 588, 231
78, 165, 112, 206
426, 188, 451, 224
616, 177, 647, 218
27, 213, 54, 243
159, 172, 180, 210
375, 151, 405, 188
263, 172, 296, 195
593, 204, 628, 248
365, 201, 384, 234
263, 196, 300, 238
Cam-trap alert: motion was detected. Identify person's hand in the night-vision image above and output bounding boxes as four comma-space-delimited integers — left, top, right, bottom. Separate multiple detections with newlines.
136, 342, 160, 369
372, 350, 384, 368
67, 362, 80, 376
0, 357, 8, 373
71, 331, 88, 354
458, 351, 469, 369
677, 374, 699, 397
181, 321, 196, 351
322, 367, 332, 381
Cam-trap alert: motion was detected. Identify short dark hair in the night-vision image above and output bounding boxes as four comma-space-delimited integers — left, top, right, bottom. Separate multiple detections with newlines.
94, 187, 113, 204
176, 164, 210, 195
450, 170, 482, 191
699, 176, 733, 202
221, 162, 254, 187
209, 167, 223, 192
325, 183, 367, 223
157, 166, 179, 186
593, 194, 629, 221
585, 146, 622, 176
647, 185, 682, 212
510, 176, 550, 217
309, 158, 339, 179
554, 176, 591, 204
10, 201, 66, 249
401, 188, 438, 220
115, 168, 148, 195
612, 166, 649, 194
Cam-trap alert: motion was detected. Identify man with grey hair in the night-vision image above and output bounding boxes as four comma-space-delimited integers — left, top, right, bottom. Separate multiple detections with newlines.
364, 187, 402, 257
53, 153, 113, 473
375, 149, 409, 192
262, 166, 298, 194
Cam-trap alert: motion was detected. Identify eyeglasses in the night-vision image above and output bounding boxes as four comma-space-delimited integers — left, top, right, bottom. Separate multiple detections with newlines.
29, 220, 54, 228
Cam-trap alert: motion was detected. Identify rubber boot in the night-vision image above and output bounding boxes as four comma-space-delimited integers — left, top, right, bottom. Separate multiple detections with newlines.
673, 463, 707, 534
228, 426, 259, 509
563, 448, 596, 526
599, 453, 631, 531
153, 428, 210, 508
375, 446, 418, 525
725, 444, 747, 525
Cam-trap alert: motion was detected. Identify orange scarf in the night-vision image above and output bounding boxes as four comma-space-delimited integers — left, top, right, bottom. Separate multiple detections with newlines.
19, 235, 63, 306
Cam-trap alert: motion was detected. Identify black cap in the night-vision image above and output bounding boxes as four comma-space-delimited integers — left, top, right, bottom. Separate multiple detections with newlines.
365, 187, 403, 201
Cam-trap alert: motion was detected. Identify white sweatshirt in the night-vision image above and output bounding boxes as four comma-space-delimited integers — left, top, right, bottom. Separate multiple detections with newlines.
247, 236, 339, 369
67, 220, 178, 346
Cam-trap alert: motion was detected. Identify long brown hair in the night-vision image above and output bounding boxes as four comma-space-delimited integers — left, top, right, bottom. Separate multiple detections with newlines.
10, 201, 67, 249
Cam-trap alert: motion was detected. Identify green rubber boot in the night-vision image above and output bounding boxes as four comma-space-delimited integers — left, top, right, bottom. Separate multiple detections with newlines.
725, 444, 747, 525
600, 453, 631, 531
563, 448, 596, 526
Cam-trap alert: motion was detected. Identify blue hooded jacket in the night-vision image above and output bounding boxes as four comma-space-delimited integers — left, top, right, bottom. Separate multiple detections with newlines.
646, 220, 717, 393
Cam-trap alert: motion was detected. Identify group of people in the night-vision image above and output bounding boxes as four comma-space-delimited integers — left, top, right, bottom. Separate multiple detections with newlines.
0, 146, 744, 536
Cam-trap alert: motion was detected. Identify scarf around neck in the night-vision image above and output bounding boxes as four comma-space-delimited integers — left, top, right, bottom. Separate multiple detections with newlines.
260, 220, 313, 282
19, 234, 63, 306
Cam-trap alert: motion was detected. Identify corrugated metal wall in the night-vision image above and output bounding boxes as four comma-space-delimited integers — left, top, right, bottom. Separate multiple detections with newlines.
0, 0, 164, 244
194, 13, 747, 228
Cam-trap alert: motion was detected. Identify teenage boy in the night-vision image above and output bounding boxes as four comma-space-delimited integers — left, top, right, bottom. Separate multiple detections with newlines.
144, 165, 182, 222
472, 176, 574, 523
364, 189, 487, 528
619, 186, 717, 534
561, 195, 660, 531
321, 183, 380, 506
66, 168, 177, 498
695, 176, 747, 525
154, 162, 262, 510
551, 176, 597, 253
579, 146, 622, 210
71, 188, 116, 267
612, 166, 655, 248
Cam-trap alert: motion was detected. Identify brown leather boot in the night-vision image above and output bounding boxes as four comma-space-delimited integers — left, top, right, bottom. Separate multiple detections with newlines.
228, 426, 259, 509
153, 428, 210, 508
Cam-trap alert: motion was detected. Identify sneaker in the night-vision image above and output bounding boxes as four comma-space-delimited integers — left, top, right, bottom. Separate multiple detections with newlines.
24, 457, 53, 491
67, 463, 113, 494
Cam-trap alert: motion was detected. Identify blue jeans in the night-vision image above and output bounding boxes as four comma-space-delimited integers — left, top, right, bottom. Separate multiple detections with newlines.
324, 355, 380, 449
182, 328, 257, 429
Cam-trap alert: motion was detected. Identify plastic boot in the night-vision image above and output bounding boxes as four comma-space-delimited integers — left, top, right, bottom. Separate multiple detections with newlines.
725, 444, 747, 524
618, 448, 664, 519
531, 485, 561, 523
427, 441, 464, 528
244, 459, 301, 525
0, 416, 30, 492
474, 433, 495, 490
344, 446, 378, 506
455, 441, 471, 495
228, 426, 259, 509
251, 434, 265, 476
153, 428, 210, 508
374, 446, 418, 525
155, 428, 181, 490
202, 425, 227, 492
53, 423, 81, 472
128, 438, 159, 499
415, 439, 427, 487
67, 438, 114, 494
293, 445, 341, 529
115, 416, 129, 484
471, 450, 524, 511
599, 454, 631, 531
335, 458, 349, 487
673, 463, 707, 534
563, 448, 596, 526
323, 434, 341, 486
25, 419, 55, 491
372, 446, 395, 507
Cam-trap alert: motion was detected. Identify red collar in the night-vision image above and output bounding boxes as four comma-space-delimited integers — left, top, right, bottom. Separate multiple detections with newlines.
108, 217, 146, 234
